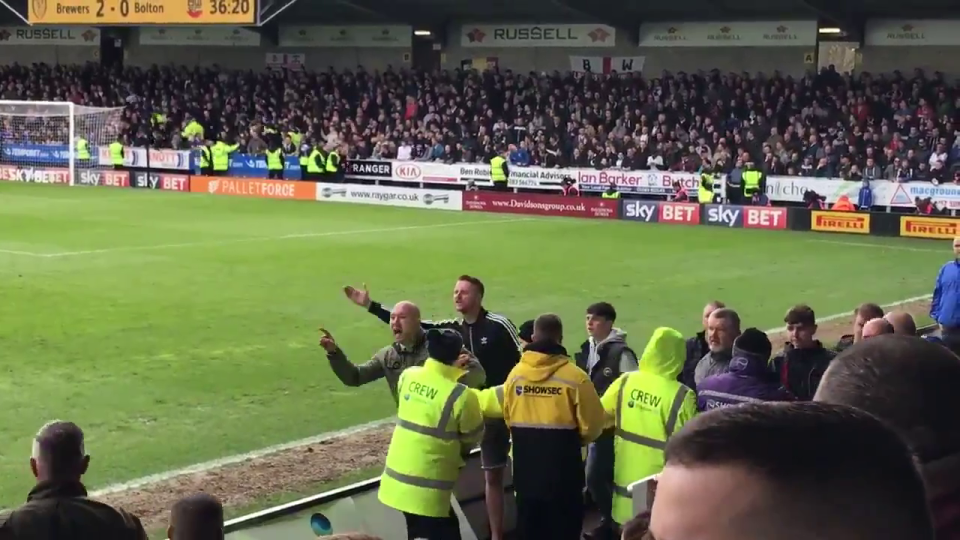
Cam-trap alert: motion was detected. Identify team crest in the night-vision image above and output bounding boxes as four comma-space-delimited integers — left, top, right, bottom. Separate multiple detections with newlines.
32, 0, 46, 19
186, 0, 203, 18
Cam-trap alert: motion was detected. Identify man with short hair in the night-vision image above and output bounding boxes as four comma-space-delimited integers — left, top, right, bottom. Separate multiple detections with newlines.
815, 335, 960, 538
320, 301, 486, 403
679, 301, 725, 390
518, 320, 534, 347
698, 328, 792, 409
344, 276, 521, 540
771, 304, 836, 401
693, 308, 742, 386
862, 317, 895, 340
931, 237, 960, 344
649, 403, 935, 540
835, 302, 884, 352
576, 302, 638, 540
885, 311, 918, 336
0, 421, 148, 538
168, 493, 224, 540
475, 314, 605, 540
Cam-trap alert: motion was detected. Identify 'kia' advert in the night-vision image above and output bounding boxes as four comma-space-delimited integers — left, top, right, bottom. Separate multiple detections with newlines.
463, 191, 618, 219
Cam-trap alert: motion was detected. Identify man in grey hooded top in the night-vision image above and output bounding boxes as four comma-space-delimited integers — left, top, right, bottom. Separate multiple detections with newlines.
694, 308, 742, 387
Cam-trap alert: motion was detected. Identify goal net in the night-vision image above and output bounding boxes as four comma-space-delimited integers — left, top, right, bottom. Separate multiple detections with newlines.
0, 101, 126, 186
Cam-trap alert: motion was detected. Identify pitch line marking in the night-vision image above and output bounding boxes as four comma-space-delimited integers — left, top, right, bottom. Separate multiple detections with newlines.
88, 293, 933, 498
0, 218, 535, 258
810, 239, 946, 253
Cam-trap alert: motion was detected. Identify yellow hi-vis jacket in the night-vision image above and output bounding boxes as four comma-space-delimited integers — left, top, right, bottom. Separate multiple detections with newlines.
743, 169, 761, 197
108, 141, 124, 166
475, 341, 605, 499
212, 141, 239, 171
490, 156, 507, 183
601, 327, 697, 525
699, 173, 715, 203
75, 138, 90, 160
379, 358, 483, 518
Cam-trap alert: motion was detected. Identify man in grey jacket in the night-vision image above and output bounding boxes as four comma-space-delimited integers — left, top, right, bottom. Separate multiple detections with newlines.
694, 308, 742, 387
319, 301, 486, 403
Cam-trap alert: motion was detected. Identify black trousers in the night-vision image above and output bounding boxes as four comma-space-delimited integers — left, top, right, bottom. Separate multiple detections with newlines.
492, 181, 509, 191
267, 169, 283, 179
402, 510, 461, 540
200, 166, 212, 177
516, 494, 583, 540
299, 165, 308, 181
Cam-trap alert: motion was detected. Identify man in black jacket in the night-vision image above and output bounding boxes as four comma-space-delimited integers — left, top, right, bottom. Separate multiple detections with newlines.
344, 275, 521, 540
835, 302, 884, 353
0, 421, 147, 539
771, 304, 836, 401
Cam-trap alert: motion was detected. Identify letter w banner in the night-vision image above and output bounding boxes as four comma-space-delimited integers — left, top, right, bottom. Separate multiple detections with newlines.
570, 56, 645, 74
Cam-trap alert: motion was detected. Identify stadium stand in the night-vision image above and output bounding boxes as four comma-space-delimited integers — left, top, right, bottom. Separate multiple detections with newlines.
1, 63, 958, 181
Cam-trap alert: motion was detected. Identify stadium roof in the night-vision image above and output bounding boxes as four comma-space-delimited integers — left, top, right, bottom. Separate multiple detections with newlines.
270, 0, 954, 30
0, 0, 953, 33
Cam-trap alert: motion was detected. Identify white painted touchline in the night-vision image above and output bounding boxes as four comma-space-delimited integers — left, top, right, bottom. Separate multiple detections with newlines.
87, 293, 934, 498
1, 218, 536, 258
810, 239, 946, 253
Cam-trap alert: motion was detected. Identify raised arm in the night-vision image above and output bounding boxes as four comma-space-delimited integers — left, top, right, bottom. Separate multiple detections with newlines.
320, 328, 386, 387
344, 284, 460, 329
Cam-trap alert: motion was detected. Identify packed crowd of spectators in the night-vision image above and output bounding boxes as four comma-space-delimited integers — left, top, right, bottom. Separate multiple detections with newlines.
1, 62, 959, 182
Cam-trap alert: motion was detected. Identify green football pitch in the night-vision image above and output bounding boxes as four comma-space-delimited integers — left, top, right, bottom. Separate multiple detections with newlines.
0, 181, 945, 507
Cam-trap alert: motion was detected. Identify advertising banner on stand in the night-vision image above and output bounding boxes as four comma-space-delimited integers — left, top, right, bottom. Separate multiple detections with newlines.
132, 172, 190, 191
0, 165, 69, 184
190, 176, 315, 200
75, 169, 130, 187
315, 183, 463, 211
899, 216, 960, 239
463, 191, 618, 219
811, 211, 871, 234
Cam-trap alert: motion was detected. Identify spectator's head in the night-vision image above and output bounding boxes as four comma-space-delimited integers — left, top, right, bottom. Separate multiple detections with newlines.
862, 317, 895, 340
954, 236, 960, 258
532, 313, 563, 345
853, 302, 884, 342
816, 335, 960, 463
706, 308, 740, 353
518, 319, 534, 347
784, 304, 818, 349
389, 301, 421, 345
31, 420, 88, 482
453, 274, 484, 315
586, 302, 617, 342
731, 328, 772, 367
884, 311, 917, 336
650, 403, 934, 540
168, 493, 224, 540
425, 328, 464, 365
701, 300, 726, 331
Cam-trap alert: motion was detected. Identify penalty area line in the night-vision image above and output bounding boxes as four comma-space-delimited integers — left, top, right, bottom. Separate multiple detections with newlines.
90, 294, 934, 498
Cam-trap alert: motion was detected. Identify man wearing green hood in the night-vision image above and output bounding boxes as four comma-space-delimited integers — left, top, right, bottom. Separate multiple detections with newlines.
600, 327, 697, 528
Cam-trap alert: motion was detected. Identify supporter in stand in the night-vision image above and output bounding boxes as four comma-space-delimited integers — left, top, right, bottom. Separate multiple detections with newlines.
697, 329, 793, 410
815, 335, 960, 539
835, 302, 885, 352
649, 403, 935, 540
884, 311, 918, 336
0, 421, 148, 538
771, 304, 836, 401
560, 177, 579, 196
679, 301, 725, 391
693, 308, 742, 387
168, 493, 224, 540
862, 318, 896, 339
669, 180, 688, 202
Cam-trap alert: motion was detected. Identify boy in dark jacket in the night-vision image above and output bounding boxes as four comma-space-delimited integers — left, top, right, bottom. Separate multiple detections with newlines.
771, 305, 837, 401
697, 328, 792, 410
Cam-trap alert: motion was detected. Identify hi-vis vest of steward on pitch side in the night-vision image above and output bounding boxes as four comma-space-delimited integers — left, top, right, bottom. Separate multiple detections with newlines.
601, 327, 697, 525
699, 173, 715, 203
109, 141, 124, 165
602, 191, 621, 199
743, 170, 761, 196
265, 148, 283, 170
379, 359, 484, 518
307, 149, 325, 174
490, 156, 507, 183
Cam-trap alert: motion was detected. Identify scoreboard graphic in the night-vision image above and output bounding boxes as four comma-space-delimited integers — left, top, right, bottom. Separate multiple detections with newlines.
29, 0, 257, 25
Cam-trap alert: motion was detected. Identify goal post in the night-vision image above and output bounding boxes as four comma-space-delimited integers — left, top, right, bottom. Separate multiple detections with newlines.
0, 100, 126, 186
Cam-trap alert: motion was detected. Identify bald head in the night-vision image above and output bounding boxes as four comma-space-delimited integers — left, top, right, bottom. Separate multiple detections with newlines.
862, 318, 895, 340
390, 301, 422, 345
884, 312, 917, 336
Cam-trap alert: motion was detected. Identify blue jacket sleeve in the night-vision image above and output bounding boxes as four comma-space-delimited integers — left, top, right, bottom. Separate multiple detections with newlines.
932, 266, 944, 322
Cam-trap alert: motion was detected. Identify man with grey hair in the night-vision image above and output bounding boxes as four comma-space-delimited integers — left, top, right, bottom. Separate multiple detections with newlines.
694, 308, 743, 386
0, 420, 147, 538
320, 301, 486, 403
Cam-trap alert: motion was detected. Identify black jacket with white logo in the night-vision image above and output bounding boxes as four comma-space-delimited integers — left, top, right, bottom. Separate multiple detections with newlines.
368, 302, 522, 387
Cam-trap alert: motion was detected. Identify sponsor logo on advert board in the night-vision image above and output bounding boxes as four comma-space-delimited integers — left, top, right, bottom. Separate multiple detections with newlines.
0, 164, 69, 184
394, 164, 422, 180
659, 202, 700, 224
811, 211, 870, 234
77, 169, 130, 187
705, 205, 743, 227
622, 200, 659, 222
346, 160, 392, 178
900, 217, 960, 239
463, 191, 616, 219
191, 176, 314, 200
744, 207, 787, 229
